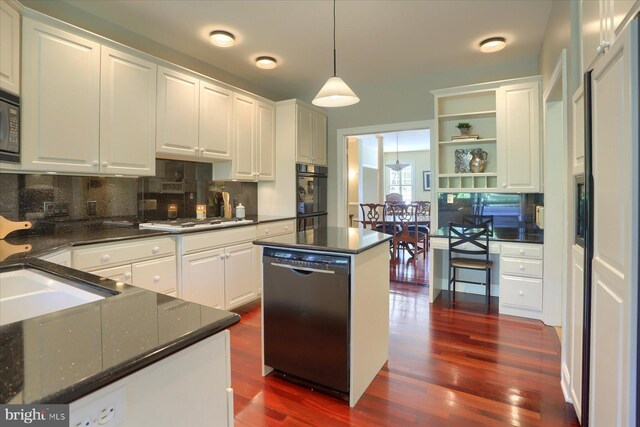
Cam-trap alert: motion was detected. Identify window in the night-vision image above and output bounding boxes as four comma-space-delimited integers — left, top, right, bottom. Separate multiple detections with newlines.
388, 164, 413, 202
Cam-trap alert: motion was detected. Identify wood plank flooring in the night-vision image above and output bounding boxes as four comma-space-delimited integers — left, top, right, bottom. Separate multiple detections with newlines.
229, 280, 579, 426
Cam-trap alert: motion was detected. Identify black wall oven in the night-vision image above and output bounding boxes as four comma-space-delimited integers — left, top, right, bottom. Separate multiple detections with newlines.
296, 164, 328, 231
0, 89, 20, 163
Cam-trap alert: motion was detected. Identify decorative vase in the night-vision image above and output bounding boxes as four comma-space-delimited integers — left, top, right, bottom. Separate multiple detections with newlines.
459, 127, 471, 136
469, 148, 488, 173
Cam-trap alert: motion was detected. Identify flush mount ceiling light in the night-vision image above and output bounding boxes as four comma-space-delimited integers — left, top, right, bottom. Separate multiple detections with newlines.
312, 0, 359, 108
386, 133, 409, 171
480, 37, 506, 53
255, 56, 277, 69
209, 30, 235, 47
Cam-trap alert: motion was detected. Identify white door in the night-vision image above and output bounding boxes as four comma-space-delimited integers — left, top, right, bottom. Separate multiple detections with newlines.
182, 249, 225, 309
589, 19, 635, 427
497, 81, 541, 192
232, 93, 256, 180
100, 47, 156, 175
156, 67, 199, 158
199, 81, 233, 160
22, 18, 100, 173
313, 111, 328, 166
296, 105, 314, 164
256, 101, 275, 181
224, 243, 256, 309
0, 1, 20, 95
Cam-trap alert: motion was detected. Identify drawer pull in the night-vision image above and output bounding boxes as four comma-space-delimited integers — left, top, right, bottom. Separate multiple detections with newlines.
153, 275, 160, 282
101, 255, 111, 263
519, 290, 524, 296
265, 229, 270, 234
519, 264, 525, 270
519, 249, 525, 255
124, 272, 132, 280
284, 226, 289, 230
152, 246, 160, 254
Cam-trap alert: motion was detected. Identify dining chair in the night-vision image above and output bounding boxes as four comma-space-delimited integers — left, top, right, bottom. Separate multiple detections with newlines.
447, 222, 493, 314
391, 203, 427, 260
358, 203, 396, 235
385, 193, 403, 204
408, 201, 431, 250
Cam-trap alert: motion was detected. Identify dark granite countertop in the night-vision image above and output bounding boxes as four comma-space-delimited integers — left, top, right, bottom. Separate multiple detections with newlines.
0, 258, 240, 404
430, 227, 544, 244
253, 226, 392, 254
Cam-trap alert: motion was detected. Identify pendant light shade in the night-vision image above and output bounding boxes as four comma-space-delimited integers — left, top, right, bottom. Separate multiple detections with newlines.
312, 0, 359, 108
386, 133, 409, 171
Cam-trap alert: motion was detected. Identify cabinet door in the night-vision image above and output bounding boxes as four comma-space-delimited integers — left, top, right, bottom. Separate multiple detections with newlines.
313, 111, 328, 166
199, 81, 233, 160
132, 256, 177, 295
611, 0, 636, 36
22, 18, 100, 173
0, 1, 20, 95
572, 86, 585, 175
90, 264, 133, 284
569, 246, 584, 417
581, 0, 604, 72
224, 242, 256, 309
256, 101, 275, 181
497, 81, 541, 192
100, 47, 156, 175
182, 249, 225, 309
232, 93, 256, 180
296, 105, 314, 164
156, 67, 199, 158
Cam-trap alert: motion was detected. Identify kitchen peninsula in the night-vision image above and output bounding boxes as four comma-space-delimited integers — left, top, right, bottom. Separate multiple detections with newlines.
253, 227, 391, 407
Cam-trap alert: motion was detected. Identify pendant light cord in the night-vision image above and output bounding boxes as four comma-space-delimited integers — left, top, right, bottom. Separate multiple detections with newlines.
333, 0, 337, 77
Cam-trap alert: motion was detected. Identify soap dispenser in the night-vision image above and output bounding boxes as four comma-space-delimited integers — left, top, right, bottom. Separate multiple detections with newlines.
236, 203, 246, 219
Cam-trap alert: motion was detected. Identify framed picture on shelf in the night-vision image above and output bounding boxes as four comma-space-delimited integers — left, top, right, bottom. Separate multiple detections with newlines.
423, 171, 431, 191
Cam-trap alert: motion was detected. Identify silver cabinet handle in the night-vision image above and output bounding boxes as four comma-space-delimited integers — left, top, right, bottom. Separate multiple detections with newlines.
152, 246, 160, 254
101, 161, 108, 167
92, 160, 99, 166
101, 254, 111, 263
270, 262, 335, 275
153, 275, 160, 282
124, 272, 132, 280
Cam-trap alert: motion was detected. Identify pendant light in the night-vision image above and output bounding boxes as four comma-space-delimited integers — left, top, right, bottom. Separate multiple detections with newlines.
312, 0, 359, 107
386, 133, 409, 171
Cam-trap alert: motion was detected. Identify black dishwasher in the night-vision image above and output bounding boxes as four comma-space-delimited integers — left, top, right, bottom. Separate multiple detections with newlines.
262, 248, 350, 393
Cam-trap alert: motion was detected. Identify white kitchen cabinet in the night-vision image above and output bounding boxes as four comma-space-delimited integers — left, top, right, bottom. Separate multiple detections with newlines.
232, 92, 256, 180
499, 242, 544, 319
100, 46, 156, 176
0, 0, 20, 95
572, 86, 585, 175
39, 249, 71, 267
199, 81, 233, 160
90, 264, 132, 284
296, 103, 327, 166
156, 66, 200, 158
181, 248, 226, 310
132, 256, 177, 295
22, 17, 101, 173
497, 80, 541, 192
581, 0, 637, 72
224, 242, 257, 309
255, 100, 276, 181
568, 245, 585, 418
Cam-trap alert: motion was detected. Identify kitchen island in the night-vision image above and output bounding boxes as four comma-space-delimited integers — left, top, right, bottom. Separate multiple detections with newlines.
253, 227, 392, 407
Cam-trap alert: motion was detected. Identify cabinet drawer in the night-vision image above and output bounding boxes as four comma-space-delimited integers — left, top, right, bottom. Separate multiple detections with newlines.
182, 225, 257, 254
132, 256, 177, 294
500, 275, 542, 310
73, 237, 175, 270
500, 257, 543, 278
501, 243, 543, 259
89, 264, 132, 284
256, 220, 295, 238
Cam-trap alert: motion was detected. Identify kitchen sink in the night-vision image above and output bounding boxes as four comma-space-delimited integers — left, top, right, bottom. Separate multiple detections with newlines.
0, 268, 107, 326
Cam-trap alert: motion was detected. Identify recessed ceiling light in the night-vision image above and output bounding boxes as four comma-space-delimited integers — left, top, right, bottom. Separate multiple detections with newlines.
209, 30, 235, 47
480, 37, 506, 53
255, 56, 277, 69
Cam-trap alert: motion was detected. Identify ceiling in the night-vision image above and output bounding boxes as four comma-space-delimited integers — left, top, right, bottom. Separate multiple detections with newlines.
60, 0, 553, 100
358, 130, 431, 153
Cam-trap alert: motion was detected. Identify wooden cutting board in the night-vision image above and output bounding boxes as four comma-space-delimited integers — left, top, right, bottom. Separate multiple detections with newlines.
0, 240, 32, 261
0, 215, 32, 239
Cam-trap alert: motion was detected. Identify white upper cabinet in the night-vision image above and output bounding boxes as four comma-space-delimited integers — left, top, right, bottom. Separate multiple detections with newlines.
199, 81, 233, 160
156, 67, 200, 158
22, 17, 101, 173
581, 0, 637, 72
232, 93, 256, 180
296, 103, 327, 166
100, 47, 156, 175
0, 0, 20, 95
497, 80, 541, 192
256, 100, 276, 181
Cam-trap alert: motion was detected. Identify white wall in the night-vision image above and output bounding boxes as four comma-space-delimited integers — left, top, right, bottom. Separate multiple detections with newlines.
383, 151, 431, 202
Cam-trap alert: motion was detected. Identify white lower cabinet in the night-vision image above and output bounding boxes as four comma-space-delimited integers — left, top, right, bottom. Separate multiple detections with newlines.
182, 248, 226, 310
499, 242, 544, 319
90, 264, 132, 284
132, 256, 177, 294
224, 243, 256, 309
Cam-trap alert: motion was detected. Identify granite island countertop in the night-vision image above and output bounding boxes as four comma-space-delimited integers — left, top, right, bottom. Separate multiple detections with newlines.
0, 258, 240, 404
430, 226, 544, 244
253, 226, 392, 254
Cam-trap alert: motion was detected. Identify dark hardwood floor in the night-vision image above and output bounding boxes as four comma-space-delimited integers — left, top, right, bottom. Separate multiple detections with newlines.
229, 251, 579, 426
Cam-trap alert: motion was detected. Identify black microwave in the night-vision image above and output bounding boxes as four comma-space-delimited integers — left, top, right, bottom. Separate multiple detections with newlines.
0, 89, 20, 163
575, 175, 585, 247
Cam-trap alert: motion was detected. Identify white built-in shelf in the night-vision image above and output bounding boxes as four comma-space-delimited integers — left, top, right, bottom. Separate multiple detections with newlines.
438, 138, 497, 145
437, 110, 496, 119
438, 173, 497, 178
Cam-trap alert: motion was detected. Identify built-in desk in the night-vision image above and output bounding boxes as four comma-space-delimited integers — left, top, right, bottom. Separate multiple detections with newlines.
429, 227, 545, 320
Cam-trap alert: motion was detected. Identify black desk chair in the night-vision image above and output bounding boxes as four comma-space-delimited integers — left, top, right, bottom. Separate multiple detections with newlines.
463, 215, 494, 236
448, 222, 493, 314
